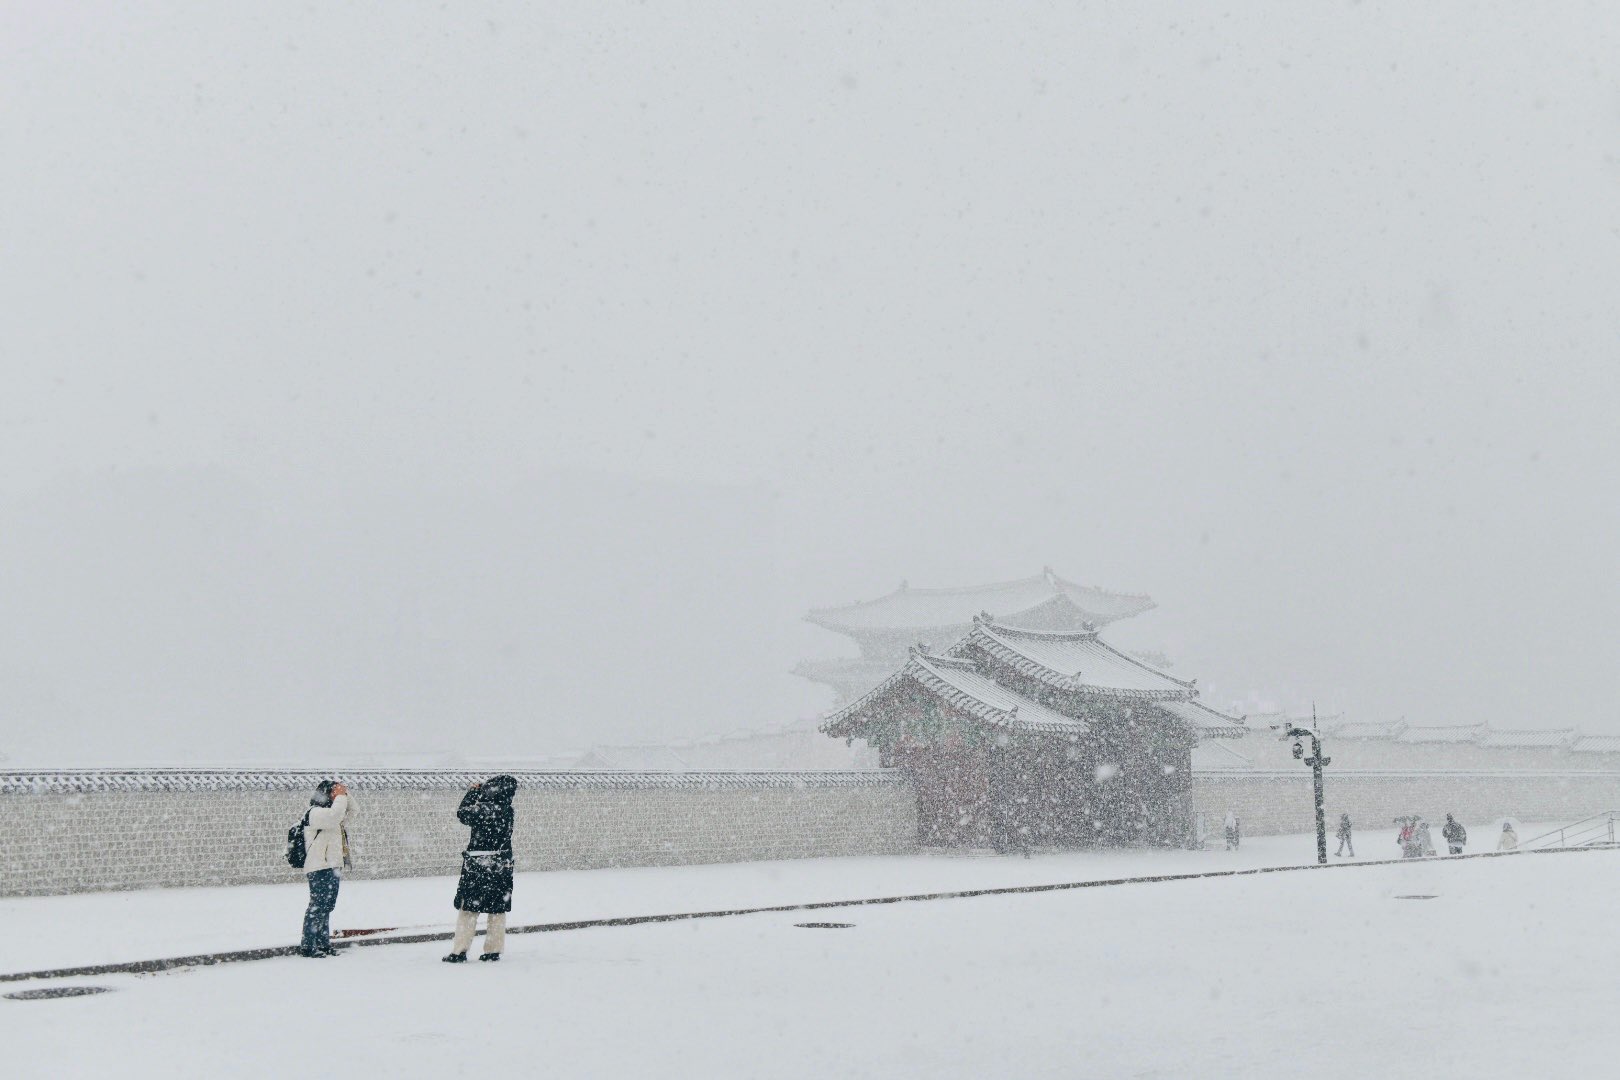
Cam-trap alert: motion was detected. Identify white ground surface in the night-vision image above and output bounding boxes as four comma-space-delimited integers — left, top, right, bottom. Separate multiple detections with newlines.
0, 827, 1453, 974
4, 827, 1593, 1079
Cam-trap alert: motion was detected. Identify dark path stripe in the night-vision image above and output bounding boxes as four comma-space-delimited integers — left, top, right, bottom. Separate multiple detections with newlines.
1, 845, 1600, 984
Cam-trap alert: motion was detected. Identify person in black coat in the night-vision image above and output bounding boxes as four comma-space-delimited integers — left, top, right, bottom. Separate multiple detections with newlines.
1442, 813, 1467, 855
443, 775, 517, 963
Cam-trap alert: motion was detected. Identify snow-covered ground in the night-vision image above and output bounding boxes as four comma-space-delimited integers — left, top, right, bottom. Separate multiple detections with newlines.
0, 826, 1482, 975
4, 828, 1593, 1078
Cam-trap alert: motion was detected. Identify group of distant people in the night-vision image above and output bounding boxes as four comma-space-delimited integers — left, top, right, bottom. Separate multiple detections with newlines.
1350, 813, 1518, 858
292, 774, 520, 962
1390, 813, 1517, 858
1219, 810, 1522, 858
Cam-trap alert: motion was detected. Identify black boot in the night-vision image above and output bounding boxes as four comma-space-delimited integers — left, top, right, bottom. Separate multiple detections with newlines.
479, 952, 501, 962
442, 952, 468, 963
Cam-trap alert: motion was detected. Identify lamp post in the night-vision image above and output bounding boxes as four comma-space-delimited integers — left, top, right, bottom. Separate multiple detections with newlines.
1283, 724, 1332, 865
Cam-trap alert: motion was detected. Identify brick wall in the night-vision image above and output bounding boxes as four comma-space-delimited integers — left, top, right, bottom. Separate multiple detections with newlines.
1193, 771, 1620, 837
0, 770, 918, 897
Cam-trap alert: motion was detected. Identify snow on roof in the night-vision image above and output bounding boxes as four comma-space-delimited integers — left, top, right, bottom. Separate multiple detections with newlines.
821, 650, 1088, 738
1395, 724, 1487, 744
1287, 713, 1347, 733
1475, 728, 1576, 749
1155, 699, 1248, 739
954, 619, 1197, 701
1330, 720, 1409, 740
806, 568, 1154, 633
1567, 734, 1620, 755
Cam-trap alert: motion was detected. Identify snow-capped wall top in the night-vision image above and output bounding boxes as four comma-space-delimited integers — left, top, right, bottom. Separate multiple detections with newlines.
1475, 728, 1577, 749
0, 769, 907, 796
1395, 724, 1488, 745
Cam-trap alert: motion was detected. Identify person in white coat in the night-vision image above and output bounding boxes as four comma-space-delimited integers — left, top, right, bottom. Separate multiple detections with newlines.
1223, 810, 1241, 851
300, 780, 355, 958
1498, 822, 1519, 851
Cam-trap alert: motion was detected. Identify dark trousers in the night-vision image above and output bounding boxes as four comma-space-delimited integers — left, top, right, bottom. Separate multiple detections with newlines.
302, 869, 340, 953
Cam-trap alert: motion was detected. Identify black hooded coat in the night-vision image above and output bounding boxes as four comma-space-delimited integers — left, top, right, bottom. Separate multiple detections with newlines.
452, 775, 517, 914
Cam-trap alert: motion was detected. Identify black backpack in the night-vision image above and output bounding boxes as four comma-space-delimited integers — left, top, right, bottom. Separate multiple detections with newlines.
285, 810, 312, 869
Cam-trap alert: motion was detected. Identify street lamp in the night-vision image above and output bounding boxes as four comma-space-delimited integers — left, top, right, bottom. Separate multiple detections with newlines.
1275, 712, 1332, 865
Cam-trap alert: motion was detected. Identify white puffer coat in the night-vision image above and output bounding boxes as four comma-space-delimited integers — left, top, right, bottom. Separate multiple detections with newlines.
303, 793, 355, 873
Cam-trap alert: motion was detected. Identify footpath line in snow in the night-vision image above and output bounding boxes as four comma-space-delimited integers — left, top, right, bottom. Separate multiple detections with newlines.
0, 846, 1600, 984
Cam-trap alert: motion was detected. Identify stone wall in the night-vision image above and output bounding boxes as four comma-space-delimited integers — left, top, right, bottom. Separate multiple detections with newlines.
6, 766, 1612, 897
0, 770, 918, 897
1192, 771, 1620, 837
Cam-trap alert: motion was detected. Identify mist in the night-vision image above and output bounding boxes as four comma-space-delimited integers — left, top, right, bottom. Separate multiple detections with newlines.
4, 2, 1619, 765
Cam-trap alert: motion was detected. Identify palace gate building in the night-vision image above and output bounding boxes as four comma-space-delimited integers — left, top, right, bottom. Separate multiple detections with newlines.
821, 615, 1245, 849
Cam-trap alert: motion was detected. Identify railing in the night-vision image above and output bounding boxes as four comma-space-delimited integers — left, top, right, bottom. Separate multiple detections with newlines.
1523, 811, 1620, 849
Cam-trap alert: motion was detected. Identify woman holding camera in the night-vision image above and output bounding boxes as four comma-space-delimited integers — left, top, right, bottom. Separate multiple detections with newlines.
443, 775, 518, 963
300, 780, 355, 958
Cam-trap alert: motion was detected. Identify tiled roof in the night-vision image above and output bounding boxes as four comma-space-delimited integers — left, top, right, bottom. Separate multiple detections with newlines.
0, 770, 906, 796
806, 568, 1153, 633
1395, 724, 1488, 744
1568, 735, 1620, 755
953, 620, 1197, 701
1475, 728, 1576, 749
1289, 713, 1347, 732
821, 651, 1089, 738
1330, 720, 1409, 740
1154, 699, 1248, 739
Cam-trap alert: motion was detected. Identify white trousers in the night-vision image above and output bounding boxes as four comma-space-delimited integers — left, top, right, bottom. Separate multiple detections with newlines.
451, 908, 507, 955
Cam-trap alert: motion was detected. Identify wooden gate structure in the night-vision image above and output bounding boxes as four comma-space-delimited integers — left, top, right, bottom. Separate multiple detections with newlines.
822, 617, 1245, 849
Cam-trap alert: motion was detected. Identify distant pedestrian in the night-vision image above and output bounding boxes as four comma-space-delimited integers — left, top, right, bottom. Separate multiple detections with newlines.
1416, 819, 1436, 857
1223, 810, 1241, 851
1397, 817, 1419, 858
444, 775, 518, 963
1442, 814, 1467, 855
1334, 813, 1354, 857
1498, 822, 1519, 852
299, 780, 355, 958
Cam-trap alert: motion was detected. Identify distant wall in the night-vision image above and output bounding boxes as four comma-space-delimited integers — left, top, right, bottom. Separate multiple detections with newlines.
0, 770, 918, 897
7, 767, 1610, 896
1192, 771, 1620, 837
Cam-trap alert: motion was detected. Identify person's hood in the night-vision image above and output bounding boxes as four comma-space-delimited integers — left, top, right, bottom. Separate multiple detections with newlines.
482, 775, 518, 803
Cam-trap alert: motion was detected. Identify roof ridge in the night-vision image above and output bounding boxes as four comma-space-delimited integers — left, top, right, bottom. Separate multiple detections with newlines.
973, 619, 1198, 693
974, 617, 1098, 641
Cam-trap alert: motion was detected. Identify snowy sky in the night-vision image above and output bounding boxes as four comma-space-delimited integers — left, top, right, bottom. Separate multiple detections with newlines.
3, 3, 1619, 764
